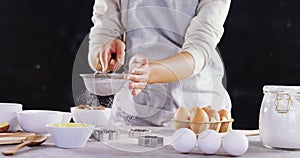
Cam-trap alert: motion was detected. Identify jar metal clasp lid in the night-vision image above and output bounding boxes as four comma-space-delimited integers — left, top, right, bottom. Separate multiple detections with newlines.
274, 92, 292, 113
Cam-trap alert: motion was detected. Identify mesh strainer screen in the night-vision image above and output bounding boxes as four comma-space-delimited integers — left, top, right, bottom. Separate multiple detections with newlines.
80, 74, 126, 96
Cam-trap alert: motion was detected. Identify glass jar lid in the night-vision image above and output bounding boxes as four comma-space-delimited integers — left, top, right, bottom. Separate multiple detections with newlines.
263, 85, 300, 94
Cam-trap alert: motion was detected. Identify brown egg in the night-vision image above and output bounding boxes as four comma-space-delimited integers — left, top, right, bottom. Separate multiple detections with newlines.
173, 107, 190, 129
174, 107, 190, 121
190, 107, 209, 134
189, 106, 198, 114
0, 122, 10, 133
218, 109, 231, 133
202, 105, 212, 113
191, 107, 209, 122
207, 109, 221, 131
207, 109, 220, 121
218, 109, 230, 120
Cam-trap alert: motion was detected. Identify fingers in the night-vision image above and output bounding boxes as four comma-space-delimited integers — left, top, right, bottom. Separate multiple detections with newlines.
114, 62, 122, 72
125, 54, 150, 96
126, 74, 148, 82
100, 46, 113, 72
98, 39, 126, 73
95, 58, 102, 71
125, 70, 149, 96
130, 68, 145, 75
132, 89, 142, 96
109, 59, 122, 72
130, 55, 148, 66
105, 59, 122, 72
128, 82, 146, 89
116, 40, 126, 65
128, 81, 146, 96
129, 54, 148, 73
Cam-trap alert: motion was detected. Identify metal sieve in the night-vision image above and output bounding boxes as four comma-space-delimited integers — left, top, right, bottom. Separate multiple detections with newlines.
80, 73, 127, 96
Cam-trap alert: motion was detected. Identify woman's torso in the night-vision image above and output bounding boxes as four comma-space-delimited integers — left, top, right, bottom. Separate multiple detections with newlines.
111, 0, 231, 126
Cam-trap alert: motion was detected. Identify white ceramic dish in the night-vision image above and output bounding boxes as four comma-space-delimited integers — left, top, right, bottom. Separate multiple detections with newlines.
17, 110, 72, 134
0, 103, 22, 131
47, 123, 95, 148
71, 107, 111, 127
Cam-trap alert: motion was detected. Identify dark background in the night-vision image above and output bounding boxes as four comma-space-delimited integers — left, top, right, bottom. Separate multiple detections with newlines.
1, 0, 299, 129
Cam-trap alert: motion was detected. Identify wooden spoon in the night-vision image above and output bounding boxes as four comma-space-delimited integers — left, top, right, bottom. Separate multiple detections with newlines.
2, 135, 48, 155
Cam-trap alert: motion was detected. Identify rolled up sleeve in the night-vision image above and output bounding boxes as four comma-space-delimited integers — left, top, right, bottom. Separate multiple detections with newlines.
181, 0, 231, 76
88, 0, 124, 71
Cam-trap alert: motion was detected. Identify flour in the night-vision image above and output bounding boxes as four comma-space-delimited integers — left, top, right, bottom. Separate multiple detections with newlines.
259, 87, 300, 149
75, 90, 114, 107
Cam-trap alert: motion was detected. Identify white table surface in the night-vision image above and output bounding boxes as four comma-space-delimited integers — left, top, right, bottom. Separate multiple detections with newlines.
1, 128, 300, 158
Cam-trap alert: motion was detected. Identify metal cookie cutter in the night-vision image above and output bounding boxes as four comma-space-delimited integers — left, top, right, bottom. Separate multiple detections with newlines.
138, 136, 164, 147
128, 128, 151, 138
91, 128, 120, 141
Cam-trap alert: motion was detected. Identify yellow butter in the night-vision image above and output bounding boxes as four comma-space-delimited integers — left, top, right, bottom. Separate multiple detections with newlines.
49, 123, 88, 128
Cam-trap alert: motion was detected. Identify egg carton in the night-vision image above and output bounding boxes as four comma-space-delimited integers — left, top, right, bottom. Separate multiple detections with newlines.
172, 119, 234, 134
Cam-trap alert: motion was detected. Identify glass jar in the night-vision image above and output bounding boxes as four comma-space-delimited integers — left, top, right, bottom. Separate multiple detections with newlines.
259, 85, 300, 149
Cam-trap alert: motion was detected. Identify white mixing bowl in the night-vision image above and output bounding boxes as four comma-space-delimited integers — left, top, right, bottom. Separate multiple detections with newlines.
0, 103, 22, 131
47, 123, 95, 148
17, 110, 72, 134
71, 107, 111, 127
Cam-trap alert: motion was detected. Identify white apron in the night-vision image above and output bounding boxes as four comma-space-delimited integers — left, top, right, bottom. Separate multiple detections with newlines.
111, 0, 231, 126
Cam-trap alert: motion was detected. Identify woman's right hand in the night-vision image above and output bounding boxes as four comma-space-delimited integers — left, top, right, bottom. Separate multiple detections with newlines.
95, 39, 125, 72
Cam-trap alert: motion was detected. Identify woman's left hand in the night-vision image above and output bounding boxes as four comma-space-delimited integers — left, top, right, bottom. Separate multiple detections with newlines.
125, 54, 150, 96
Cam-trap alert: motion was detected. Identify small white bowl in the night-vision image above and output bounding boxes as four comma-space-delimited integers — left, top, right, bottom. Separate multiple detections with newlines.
71, 107, 111, 127
0, 103, 22, 131
47, 123, 95, 148
17, 110, 71, 134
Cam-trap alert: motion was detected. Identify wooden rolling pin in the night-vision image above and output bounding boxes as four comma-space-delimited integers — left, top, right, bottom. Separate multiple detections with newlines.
220, 129, 259, 137
0, 132, 35, 138
238, 129, 260, 136
0, 132, 35, 145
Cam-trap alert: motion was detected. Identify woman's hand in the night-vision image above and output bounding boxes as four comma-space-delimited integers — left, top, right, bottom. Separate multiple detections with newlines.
95, 39, 125, 72
125, 54, 150, 96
